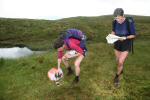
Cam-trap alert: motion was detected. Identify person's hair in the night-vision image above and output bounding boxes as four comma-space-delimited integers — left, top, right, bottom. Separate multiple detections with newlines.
113, 8, 124, 17
53, 33, 66, 49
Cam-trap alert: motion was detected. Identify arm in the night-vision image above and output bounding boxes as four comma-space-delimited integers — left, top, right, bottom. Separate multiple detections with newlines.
126, 35, 136, 40
57, 59, 62, 69
57, 45, 65, 69
118, 35, 136, 41
111, 31, 115, 35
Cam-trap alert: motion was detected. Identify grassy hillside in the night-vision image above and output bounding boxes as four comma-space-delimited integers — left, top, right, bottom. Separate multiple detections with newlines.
1, 15, 150, 49
0, 15, 150, 99
0, 16, 113, 50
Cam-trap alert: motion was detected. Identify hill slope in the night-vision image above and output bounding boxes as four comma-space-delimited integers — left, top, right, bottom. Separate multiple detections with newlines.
0, 15, 150, 99
1, 15, 150, 49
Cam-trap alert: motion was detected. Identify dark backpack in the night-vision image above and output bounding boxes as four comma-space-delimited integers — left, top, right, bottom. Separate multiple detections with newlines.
65, 29, 87, 51
65, 29, 86, 41
112, 17, 134, 54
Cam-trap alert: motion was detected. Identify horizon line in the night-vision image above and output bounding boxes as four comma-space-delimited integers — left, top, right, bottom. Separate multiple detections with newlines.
0, 14, 150, 21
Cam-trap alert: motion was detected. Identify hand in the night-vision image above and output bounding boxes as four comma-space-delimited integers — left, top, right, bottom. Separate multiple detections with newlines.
119, 36, 127, 41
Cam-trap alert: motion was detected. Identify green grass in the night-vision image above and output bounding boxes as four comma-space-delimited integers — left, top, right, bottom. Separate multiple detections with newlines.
0, 15, 150, 99
0, 39, 150, 100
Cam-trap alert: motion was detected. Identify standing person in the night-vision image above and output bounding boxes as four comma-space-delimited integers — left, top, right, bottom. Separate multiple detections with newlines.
111, 8, 136, 87
53, 29, 87, 83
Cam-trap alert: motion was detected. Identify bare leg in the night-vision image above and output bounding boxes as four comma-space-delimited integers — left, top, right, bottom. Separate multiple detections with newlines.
62, 51, 79, 75
72, 53, 84, 83
114, 50, 129, 87
117, 51, 128, 75
114, 50, 121, 64
62, 55, 69, 68
74, 54, 84, 76
62, 51, 84, 83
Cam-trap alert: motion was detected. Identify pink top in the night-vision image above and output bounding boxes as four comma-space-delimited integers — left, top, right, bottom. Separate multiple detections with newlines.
58, 38, 83, 59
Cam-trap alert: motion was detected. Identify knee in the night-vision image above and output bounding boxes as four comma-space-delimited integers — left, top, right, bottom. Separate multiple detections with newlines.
118, 60, 124, 66
74, 61, 80, 68
74, 55, 84, 67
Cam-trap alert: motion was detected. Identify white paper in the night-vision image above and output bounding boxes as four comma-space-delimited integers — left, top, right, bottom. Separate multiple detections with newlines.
106, 34, 126, 44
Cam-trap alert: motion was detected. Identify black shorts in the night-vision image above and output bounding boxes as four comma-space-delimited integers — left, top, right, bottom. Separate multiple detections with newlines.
114, 39, 132, 52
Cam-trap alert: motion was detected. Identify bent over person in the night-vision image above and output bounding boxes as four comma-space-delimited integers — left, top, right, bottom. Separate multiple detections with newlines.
53, 29, 87, 84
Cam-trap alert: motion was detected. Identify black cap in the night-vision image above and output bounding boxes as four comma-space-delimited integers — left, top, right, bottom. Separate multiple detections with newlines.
113, 8, 124, 17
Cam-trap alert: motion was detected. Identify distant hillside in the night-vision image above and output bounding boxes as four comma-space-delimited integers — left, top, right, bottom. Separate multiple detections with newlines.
0, 15, 150, 50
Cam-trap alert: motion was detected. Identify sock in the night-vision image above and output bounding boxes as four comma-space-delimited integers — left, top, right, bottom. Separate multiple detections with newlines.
120, 70, 123, 75
117, 70, 123, 76
67, 67, 72, 72
115, 74, 119, 78
75, 76, 79, 81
